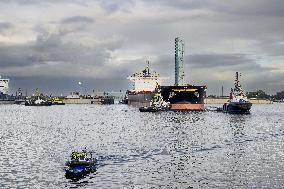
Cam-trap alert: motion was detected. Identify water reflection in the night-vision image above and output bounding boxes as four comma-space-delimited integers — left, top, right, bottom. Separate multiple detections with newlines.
229, 115, 248, 138
226, 115, 251, 188
0, 104, 283, 188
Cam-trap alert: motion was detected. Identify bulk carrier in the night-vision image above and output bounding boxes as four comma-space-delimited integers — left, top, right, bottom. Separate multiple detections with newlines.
128, 38, 207, 111
0, 76, 15, 104
127, 61, 162, 107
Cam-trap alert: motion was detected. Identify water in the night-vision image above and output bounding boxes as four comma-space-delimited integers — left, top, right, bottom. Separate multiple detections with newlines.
0, 104, 283, 188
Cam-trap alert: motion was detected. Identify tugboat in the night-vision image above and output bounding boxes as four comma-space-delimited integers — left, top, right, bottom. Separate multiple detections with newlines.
25, 96, 52, 106
139, 85, 171, 112
51, 97, 65, 105
25, 89, 52, 106
65, 151, 97, 179
223, 72, 252, 114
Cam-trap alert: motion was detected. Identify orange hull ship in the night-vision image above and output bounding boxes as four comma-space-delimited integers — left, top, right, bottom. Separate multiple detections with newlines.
160, 85, 207, 111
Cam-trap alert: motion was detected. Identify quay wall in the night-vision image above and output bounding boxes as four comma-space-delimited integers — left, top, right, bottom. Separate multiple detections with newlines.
63, 98, 273, 105
205, 98, 272, 104
63, 98, 100, 104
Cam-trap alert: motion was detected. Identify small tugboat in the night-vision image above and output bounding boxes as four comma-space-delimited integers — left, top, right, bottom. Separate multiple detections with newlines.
51, 97, 65, 105
25, 96, 52, 106
25, 89, 52, 106
223, 72, 252, 114
65, 151, 97, 179
139, 86, 171, 112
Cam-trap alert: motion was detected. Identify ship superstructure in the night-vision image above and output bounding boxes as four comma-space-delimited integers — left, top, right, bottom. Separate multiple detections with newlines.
231, 72, 247, 101
0, 76, 9, 95
0, 76, 16, 104
127, 61, 162, 106
127, 61, 161, 92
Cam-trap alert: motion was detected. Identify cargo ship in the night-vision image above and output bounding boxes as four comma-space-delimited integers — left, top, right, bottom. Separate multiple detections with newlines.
128, 37, 207, 111
160, 85, 206, 111
0, 76, 15, 104
127, 61, 162, 107
162, 38, 206, 111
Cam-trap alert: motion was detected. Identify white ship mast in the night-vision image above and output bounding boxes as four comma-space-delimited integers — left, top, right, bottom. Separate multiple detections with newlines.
230, 72, 248, 101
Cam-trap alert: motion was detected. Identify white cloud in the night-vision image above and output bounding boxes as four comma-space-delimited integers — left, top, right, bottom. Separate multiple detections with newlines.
0, 0, 283, 94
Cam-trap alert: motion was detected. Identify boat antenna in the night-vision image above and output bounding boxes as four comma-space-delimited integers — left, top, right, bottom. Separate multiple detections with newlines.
146, 60, 150, 75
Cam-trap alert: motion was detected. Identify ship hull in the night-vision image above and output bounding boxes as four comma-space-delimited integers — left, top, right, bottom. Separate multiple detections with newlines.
0, 94, 15, 104
127, 92, 153, 107
160, 85, 206, 111
128, 85, 207, 111
170, 104, 204, 111
223, 102, 252, 114
0, 100, 15, 104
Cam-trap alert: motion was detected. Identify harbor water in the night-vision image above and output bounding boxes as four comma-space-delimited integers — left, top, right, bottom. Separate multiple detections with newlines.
0, 104, 283, 188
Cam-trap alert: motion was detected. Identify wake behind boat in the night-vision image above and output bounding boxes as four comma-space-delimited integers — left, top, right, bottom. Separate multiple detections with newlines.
223, 72, 252, 114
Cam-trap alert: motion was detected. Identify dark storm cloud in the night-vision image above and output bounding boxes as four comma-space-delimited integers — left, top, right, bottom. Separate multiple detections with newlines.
145, 0, 215, 11
0, 22, 12, 32
258, 40, 284, 57
0, 0, 85, 5
97, 0, 135, 12
188, 53, 269, 72
153, 53, 268, 73
61, 16, 95, 24
0, 44, 45, 68
0, 0, 135, 12
0, 29, 115, 69
9, 76, 130, 95
0, 0, 283, 94
146, 0, 284, 17
190, 54, 249, 68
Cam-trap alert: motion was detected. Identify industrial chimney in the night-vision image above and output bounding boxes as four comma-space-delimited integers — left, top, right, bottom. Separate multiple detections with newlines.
174, 37, 185, 86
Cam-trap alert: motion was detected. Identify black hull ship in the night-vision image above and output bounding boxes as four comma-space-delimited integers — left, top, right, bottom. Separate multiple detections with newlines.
223, 72, 252, 114
160, 85, 206, 111
130, 38, 207, 111
223, 101, 252, 114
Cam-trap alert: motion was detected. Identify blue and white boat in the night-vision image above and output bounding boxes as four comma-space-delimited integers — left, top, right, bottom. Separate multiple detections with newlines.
65, 151, 97, 179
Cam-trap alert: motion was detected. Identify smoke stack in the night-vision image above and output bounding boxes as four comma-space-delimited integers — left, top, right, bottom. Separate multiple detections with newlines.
174, 37, 185, 86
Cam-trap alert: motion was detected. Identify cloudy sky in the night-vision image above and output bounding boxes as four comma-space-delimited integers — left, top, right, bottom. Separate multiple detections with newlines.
0, 0, 284, 95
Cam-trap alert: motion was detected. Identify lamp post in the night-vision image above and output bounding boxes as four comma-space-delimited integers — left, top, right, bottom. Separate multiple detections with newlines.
78, 81, 82, 96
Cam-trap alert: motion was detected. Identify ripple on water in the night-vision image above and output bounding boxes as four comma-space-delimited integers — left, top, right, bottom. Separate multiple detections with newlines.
0, 104, 283, 188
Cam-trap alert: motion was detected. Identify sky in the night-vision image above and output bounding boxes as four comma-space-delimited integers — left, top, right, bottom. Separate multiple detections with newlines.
0, 0, 284, 95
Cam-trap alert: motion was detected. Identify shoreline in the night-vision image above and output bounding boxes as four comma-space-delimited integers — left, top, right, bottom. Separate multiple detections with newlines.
205, 98, 272, 104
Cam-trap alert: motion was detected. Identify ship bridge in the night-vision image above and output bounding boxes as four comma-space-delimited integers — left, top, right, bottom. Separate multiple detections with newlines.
127, 61, 163, 92
0, 76, 9, 94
